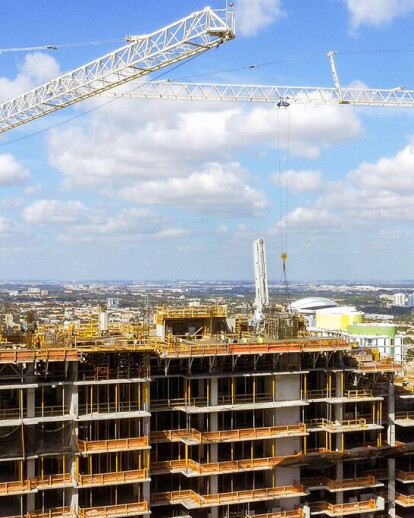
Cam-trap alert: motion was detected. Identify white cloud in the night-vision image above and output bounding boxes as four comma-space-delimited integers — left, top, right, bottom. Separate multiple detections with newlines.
0, 53, 61, 102
110, 163, 267, 217
216, 225, 229, 234
0, 216, 12, 233
271, 207, 341, 233
0, 154, 30, 186
58, 208, 187, 243
345, 0, 414, 30
348, 140, 414, 192
0, 197, 24, 212
237, 0, 284, 36
47, 99, 361, 221
272, 169, 322, 193
227, 104, 362, 158
22, 200, 88, 224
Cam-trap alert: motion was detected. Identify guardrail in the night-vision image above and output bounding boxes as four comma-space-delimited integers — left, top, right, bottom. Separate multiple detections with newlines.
77, 436, 148, 454
150, 424, 307, 444
78, 501, 148, 518
77, 469, 148, 486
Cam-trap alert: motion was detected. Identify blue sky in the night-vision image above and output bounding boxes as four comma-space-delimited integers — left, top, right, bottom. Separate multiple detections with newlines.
1, 0, 414, 281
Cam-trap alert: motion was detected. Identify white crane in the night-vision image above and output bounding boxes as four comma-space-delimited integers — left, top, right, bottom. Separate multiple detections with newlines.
0, 6, 235, 134
108, 52, 414, 108
250, 237, 269, 331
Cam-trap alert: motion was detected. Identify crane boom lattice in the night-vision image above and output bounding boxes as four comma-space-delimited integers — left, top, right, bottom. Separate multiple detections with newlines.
0, 7, 235, 134
115, 79, 414, 107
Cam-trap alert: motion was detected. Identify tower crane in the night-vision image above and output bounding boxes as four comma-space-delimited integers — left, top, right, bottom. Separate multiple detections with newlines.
0, 6, 235, 134
110, 51, 414, 107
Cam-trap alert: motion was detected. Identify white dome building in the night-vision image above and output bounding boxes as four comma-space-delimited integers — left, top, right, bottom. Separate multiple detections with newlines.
289, 297, 338, 315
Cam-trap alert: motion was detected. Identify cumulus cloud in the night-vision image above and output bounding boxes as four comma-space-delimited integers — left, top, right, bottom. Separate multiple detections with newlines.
272, 169, 323, 193
22, 200, 88, 224
348, 140, 414, 192
288, 138, 414, 227
224, 104, 362, 158
345, 0, 414, 30
237, 0, 284, 36
271, 207, 341, 234
0, 154, 30, 186
110, 163, 267, 217
47, 98, 361, 221
0, 53, 61, 102
58, 208, 187, 243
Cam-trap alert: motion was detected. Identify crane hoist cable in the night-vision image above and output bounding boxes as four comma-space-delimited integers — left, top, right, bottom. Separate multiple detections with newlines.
276, 100, 291, 306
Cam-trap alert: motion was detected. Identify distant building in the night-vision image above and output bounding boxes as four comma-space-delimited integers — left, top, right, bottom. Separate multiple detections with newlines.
310, 305, 405, 363
315, 306, 364, 331
28, 287, 41, 294
288, 297, 338, 327
348, 323, 405, 363
393, 293, 406, 307
107, 297, 119, 309
407, 293, 414, 308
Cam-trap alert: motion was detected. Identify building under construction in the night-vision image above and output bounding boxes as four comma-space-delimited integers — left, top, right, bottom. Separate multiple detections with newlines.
0, 302, 413, 518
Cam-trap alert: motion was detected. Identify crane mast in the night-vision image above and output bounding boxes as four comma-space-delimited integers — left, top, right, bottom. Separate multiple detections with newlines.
250, 237, 269, 331
0, 7, 235, 134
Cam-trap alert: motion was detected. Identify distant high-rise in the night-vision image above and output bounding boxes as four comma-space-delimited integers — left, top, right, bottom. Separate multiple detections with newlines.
407, 293, 414, 308
107, 297, 120, 309
393, 292, 406, 307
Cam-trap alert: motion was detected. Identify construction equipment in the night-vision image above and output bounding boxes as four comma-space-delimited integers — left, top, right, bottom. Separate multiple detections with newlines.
0, 6, 235, 134
249, 237, 269, 331
108, 51, 414, 108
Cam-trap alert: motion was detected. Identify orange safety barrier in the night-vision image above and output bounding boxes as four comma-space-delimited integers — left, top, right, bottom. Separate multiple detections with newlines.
311, 499, 378, 515
77, 469, 148, 487
0, 349, 80, 364
0, 479, 31, 495
396, 469, 414, 482
396, 493, 414, 506
150, 424, 307, 444
78, 501, 148, 517
151, 455, 303, 476
305, 417, 372, 431
77, 436, 149, 454
152, 484, 307, 508
247, 512, 303, 518
26, 508, 72, 518
303, 475, 377, 491
30, 474, 72, 490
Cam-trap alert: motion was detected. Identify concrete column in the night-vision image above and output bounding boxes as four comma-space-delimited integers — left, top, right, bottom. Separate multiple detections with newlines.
209, 377, 218, 518
26, 387, 36, 511
198, 378, 205, 430
66, 362, 79, 511
335, 372, 344, 504
387, 382, 395, 518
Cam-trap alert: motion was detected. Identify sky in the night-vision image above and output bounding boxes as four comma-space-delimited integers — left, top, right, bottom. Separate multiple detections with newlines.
1, 0, 414, 282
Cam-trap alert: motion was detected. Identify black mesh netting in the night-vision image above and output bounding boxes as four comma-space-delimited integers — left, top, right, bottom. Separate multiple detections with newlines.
0, 426, 23, 459
24, 422, 78, 456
